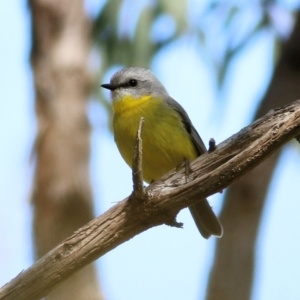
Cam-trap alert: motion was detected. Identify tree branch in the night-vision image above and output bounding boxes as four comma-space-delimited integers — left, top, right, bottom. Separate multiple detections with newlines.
1, 100, 300, 300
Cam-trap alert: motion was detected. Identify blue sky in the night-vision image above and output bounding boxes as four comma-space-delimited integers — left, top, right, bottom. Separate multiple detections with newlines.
1, 1, 300, 300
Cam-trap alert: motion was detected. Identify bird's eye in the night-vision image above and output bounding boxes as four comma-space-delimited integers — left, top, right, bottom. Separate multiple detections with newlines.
129, 79, 137, 87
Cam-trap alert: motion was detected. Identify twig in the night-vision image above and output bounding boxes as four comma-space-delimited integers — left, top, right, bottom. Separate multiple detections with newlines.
131, 117, 146, 200
208, 138, 217, 152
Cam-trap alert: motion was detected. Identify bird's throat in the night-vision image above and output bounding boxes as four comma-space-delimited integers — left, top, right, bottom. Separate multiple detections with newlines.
112, 95, 152, 114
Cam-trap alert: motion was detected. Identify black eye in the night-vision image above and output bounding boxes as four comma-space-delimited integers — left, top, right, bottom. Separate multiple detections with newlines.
129, 79, 137, 87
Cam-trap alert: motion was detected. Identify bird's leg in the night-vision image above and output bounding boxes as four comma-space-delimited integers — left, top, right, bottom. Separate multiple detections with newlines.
174, 158, 193, 184
184, 157, 192, 184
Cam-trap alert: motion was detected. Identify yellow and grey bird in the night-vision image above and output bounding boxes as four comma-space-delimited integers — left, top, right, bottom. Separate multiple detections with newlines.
101, 67, 222, 239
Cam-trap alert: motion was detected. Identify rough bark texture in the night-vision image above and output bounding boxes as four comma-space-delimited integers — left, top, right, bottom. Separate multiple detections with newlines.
29, 0, 103, 299
206, 10, 300, 300
1, 99, 300, 300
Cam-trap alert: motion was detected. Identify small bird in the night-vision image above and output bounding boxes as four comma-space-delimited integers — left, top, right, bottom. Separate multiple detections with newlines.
101, 67, 222, 238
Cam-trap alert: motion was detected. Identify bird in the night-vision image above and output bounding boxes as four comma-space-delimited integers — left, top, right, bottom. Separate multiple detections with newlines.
101, 67, 222, 239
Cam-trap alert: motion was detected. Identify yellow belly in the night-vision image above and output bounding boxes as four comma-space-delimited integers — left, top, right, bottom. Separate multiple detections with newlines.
113, 96, 198, 183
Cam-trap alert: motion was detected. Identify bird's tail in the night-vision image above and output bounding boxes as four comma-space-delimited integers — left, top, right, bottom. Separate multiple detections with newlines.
189, 199, 223, 239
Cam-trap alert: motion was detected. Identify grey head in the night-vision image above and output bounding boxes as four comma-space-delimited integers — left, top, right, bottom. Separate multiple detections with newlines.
101, 67, 169, 100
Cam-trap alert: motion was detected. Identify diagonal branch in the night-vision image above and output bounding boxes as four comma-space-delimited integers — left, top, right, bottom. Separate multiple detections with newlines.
1, 100, 300, 300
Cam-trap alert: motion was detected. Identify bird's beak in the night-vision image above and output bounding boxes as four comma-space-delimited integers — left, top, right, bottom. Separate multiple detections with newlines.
101, 83, 115, 91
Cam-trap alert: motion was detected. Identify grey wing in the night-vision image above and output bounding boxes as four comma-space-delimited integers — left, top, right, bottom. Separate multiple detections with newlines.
166, 97, 223, 239
165, 97, 207, 156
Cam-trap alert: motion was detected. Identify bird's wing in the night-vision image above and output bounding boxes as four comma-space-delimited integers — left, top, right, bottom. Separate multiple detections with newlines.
165, 97, 207, 156
166, 97, 222, 238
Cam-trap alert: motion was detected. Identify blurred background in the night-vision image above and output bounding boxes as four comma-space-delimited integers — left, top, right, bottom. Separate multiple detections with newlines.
1, 0, 300, 299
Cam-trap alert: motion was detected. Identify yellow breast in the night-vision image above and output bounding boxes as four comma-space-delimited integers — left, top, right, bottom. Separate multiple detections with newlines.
112, 95, 198, 183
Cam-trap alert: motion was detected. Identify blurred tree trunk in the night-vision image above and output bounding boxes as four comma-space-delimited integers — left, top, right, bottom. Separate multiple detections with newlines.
206, 10, 300, 300
29, 0, 103, 299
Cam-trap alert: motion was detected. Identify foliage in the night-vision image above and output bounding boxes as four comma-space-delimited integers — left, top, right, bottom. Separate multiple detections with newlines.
92, 0, 293, 99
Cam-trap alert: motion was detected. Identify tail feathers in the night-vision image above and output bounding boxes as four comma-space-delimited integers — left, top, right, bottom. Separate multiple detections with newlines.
189, 199, 223, 239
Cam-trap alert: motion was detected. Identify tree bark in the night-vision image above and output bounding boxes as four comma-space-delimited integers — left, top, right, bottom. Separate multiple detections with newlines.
206, 10, 300, 300
29, 0, 103, 299
1, 99, 300, 300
